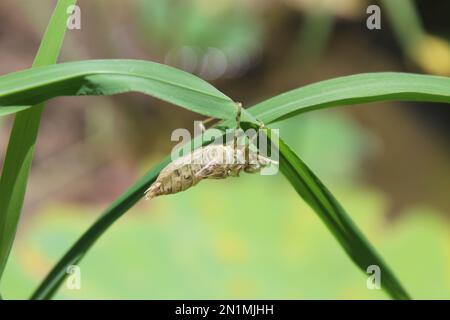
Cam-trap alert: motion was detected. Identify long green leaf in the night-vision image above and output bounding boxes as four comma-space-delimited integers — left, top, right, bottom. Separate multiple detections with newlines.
250, 72, 450, 124
32, 71, 450, 299
32, 108, 412, 300
31, 133, 209, 299
31, 158, 171, 299
0, 60, 238, 120
29, 63, 450, 300
275, 136, 410, 299
4, 68, 450, 124
0, 0, 76, 284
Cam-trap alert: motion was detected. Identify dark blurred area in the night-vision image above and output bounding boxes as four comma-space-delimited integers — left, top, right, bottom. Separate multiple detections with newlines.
0, 0, 450, 299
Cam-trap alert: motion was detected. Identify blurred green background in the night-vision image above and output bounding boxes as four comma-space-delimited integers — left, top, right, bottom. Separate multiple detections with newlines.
1, 0, 450, 299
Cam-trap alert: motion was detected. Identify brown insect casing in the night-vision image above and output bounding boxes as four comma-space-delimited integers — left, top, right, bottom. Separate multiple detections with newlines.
145, 144, 266, 199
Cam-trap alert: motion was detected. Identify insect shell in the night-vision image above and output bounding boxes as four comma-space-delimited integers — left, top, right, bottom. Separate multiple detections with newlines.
145, 143, 272, 200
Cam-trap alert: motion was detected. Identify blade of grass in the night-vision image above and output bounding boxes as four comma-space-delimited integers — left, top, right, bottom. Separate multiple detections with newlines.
31, 110, 411, 300
249, 72, 450, 124
2, 0, 443, 302
0, 0, 77, 284
31, 157, 171, 299
29, 62, 450, 300
31, 132, 209, 299
0, 60, 239, 120
32, 71, 450, 299
32, 70, 450, 299
4, 69, 450, 124
275, 135, 410, 300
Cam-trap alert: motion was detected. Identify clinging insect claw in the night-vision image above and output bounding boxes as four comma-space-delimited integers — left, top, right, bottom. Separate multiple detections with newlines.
235, 102, 242, 130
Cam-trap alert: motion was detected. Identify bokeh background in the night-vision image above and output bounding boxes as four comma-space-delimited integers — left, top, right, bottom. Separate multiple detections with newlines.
1, 0, 450, 299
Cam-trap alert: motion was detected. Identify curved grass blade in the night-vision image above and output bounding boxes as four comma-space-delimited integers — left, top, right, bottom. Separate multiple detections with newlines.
275, 135, 410, 300
31, 158, 170, 299
0, 60, 237, 120
31, 109, 411, 300
0, 0, 77, 284
31, 133, 209, 299
250, 72, 450, 124
32, 71, 450, 299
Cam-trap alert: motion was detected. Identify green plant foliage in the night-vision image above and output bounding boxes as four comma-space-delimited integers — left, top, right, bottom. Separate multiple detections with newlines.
0, 0, 77, 284
31, 106, 414, 300
31, 158, 171, 299
276, 136, 409, 299
2, 0, 450, 302
249, 72, 450, 123
0, 60, 238, 120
